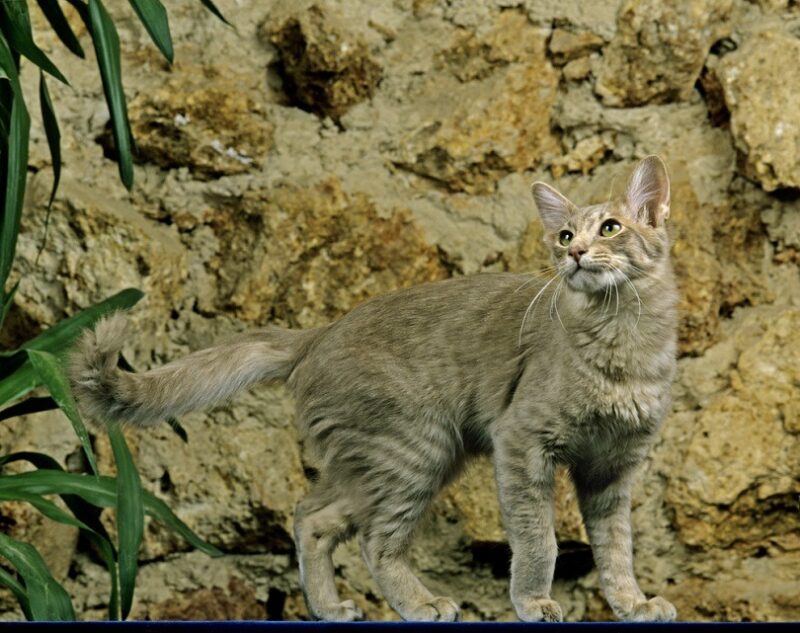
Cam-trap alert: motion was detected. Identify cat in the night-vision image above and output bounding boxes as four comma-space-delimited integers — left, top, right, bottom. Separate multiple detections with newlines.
70, 155, 679, 623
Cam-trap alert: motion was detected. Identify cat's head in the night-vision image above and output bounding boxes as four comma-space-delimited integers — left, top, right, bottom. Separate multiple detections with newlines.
531, 155, 671, 294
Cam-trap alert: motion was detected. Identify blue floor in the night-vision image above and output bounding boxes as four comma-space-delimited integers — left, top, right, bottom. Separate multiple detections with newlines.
0, 623, 796, 631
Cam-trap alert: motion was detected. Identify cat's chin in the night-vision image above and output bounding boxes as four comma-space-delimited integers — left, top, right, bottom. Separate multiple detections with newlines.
564, 267, 619, 293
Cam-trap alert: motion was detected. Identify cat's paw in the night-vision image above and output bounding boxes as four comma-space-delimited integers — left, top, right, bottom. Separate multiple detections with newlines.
404, 596, 460, 621
627, 596, 677, 622
514, 597, 563, 622
314, 599, 364, 622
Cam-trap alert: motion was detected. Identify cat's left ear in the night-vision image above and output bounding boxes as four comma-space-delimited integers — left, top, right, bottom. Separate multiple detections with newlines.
624, 155, 670, 227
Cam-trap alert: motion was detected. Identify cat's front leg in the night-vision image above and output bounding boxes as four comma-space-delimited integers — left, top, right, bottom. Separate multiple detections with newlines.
493, 433, 562, 622
575, 471, 676, 622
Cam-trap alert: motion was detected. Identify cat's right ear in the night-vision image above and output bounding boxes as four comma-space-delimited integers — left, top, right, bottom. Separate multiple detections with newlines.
531, 182, 574, 232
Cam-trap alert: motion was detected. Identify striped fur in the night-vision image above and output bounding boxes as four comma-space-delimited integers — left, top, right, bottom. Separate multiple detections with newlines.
70, 156, 678, 623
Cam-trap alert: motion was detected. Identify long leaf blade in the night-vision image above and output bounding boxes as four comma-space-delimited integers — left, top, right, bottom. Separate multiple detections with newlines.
0, 469, 223, 556
0, 289, 143, 407
128, 0, 173, 63
0, 489, 93, 533
38, 71, 61, 220
0, 34, 30, 304
0, 279, 19, 331
0, 567, 33, 620
0, 2, 69, 84
88, 0, 133, 190
108, 427, 143, 619
27, 350, 99, 475
35, 0, 86, 58
199, 0, 231, 26
0, 395, 58, 423
0, 532, 75, 621
0, 483, 119, 619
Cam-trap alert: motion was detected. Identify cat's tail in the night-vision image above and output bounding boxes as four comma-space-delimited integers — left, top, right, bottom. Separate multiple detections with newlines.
69, 312, 323, 427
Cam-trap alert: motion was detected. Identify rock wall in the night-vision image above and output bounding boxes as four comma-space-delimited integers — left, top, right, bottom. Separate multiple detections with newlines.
1, 0, 798, 622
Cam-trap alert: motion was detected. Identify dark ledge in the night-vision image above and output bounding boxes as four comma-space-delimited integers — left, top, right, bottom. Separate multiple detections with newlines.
0, 623, 796, 632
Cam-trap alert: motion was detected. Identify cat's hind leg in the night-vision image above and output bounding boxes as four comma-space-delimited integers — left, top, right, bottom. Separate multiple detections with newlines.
353, 439, 462, 622
293, 490, 361, 621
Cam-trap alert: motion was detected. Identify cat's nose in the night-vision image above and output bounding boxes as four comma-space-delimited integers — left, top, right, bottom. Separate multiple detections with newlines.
569, 247, 586, 263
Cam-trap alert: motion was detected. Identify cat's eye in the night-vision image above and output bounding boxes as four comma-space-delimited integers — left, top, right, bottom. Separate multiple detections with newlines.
600, 219, 622, 237
558, 230, 573, 247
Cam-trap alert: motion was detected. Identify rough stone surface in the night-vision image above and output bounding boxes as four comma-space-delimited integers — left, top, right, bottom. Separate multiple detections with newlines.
595, 0, 733, 106
396, 13, 559, 193
263, 4, 383, 121
124, 63, 274, 178
2, 0, 800, 624
666, 307, 800, 552
718, 30, 800, 191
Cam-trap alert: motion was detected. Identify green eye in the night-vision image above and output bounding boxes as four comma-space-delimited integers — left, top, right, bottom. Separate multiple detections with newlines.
558, 230, 573, 247
600, 219, 622, 237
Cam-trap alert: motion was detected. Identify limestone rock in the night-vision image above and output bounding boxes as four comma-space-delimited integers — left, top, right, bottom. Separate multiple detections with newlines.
265, 4, 382, 121
548, 28, 604, 66
595, 0, 733, 106
443, 457, 587, 546
125, 64, 273, 178
562, 57, 592, 82
398, 27, 559, 194
439, 11, 555, 82
550, 135, 614, 178
718, 30, 800, 191
93, 385, 306, 558
12, 173, 187, 329
666, 307, 800, 552
146, 578, 263, 620
660, 164, 770, 355
208, 178, 449, 326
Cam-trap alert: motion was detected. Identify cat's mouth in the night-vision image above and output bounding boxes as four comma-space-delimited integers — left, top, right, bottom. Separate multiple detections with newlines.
571, 263, 603, 275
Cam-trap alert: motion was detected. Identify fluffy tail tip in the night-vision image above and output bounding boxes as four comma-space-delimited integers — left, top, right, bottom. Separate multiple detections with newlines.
69, 311, 130, 426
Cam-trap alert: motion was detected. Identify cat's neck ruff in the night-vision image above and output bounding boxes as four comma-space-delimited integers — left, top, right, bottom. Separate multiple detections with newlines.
553, 266, 678, 381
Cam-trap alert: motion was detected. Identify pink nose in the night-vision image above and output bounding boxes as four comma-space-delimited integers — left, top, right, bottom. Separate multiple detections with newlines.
569, 247, 586, 263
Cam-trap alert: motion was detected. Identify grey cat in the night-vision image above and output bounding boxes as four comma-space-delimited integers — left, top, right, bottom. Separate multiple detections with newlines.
70, 156, 679, 623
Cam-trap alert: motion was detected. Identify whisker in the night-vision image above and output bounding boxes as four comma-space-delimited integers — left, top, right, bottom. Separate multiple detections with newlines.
552, 279, 568, 332
517, 276, 557, 347
513, 266, 557, 294
621, 271, 643, 329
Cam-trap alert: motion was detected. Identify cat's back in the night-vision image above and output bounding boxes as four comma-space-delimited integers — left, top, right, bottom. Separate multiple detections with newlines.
316, 272, 531, 351
288, 272, 541, 394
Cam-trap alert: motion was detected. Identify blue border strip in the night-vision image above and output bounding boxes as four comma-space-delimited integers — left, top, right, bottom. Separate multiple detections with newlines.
0, 623, 797, 631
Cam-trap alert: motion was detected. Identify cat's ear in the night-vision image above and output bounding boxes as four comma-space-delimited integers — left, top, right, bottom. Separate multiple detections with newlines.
624, 155, 670, 227
531, 182, 574, 232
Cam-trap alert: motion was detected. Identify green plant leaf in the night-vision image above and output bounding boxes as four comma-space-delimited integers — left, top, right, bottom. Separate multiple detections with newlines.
0, 484, 120, 619
0, 34, 30, 305
129, 0, 173, 63
65, 0, 91, 25
0, 1, 69, 85
38, 72, 61, 257
0, 489, 93, 533
88, 0, 133, 190
27, 350, 99, 475
108, 426, 143, 619
0, 288, 143, 407
0, 395, 58, 423
0, 532, 75, 621
199, 0, 231, 26
0, 279, 19, 331
0, 566, 33, 620
0, 469, 223, 557
35, 0, 86, 58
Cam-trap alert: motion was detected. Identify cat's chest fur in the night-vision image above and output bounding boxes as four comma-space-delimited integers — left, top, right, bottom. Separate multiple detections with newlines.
544, 305, 677, 461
